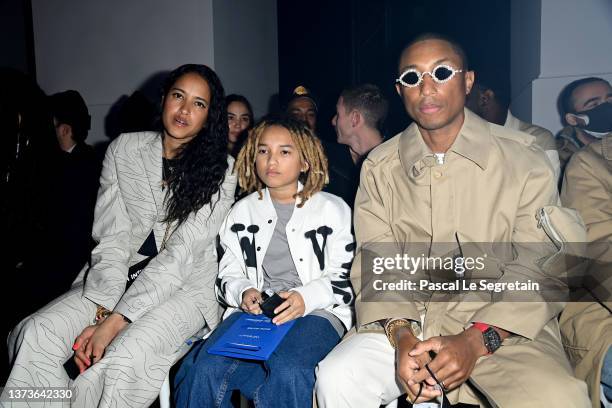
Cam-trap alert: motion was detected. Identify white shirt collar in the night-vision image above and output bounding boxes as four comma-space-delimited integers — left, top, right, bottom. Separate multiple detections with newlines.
504, 110, 520, 130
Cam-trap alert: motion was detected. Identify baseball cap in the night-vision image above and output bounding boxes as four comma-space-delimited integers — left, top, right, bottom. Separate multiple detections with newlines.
287, 85, 318, 112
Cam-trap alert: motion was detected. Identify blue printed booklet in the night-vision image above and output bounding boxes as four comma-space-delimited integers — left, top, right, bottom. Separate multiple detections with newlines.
207, 313, 295, 360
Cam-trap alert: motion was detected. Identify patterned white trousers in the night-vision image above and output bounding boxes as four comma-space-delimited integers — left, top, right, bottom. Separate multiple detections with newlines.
3, 283, 214, 408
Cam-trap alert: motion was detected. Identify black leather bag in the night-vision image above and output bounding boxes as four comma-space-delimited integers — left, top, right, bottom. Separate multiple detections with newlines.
125, 224, 172, 290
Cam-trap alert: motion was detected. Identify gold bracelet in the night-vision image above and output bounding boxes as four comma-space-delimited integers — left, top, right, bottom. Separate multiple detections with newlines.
94, 305, 112, 324
384, 319, 413, 349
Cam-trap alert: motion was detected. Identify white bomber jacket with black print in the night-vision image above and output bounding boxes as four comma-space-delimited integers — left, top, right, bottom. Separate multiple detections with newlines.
216, 183, 355, 330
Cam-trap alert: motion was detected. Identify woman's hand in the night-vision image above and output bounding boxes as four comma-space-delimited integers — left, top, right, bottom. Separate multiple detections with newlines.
241, 288, 263, 314
73, 325, 98, 373
82, 313, 129, 367
272, 291, 305, 325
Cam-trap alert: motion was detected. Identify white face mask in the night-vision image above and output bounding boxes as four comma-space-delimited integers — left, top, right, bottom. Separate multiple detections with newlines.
582, 129, 610, 139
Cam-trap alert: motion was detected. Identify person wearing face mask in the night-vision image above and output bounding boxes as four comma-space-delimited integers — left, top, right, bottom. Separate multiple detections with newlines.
557, 77, 612, 175
558, 128, 612, 407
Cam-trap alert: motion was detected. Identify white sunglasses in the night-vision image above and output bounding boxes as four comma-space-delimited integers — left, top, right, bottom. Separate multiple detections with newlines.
396, 64, 463, 88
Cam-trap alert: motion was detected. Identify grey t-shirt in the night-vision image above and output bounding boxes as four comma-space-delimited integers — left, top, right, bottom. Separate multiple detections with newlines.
262, 200, 344, 337
262, 201, 302, 293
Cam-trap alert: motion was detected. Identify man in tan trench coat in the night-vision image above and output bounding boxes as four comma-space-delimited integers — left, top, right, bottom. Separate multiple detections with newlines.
560, 133, 612, 407
315, 33, 590, 407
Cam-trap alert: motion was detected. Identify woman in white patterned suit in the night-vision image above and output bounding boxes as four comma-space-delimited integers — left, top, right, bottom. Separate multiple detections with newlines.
3, 64, 236, 407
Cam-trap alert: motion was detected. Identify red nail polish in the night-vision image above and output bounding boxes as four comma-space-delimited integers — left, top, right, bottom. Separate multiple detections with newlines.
72, 343, 79, 351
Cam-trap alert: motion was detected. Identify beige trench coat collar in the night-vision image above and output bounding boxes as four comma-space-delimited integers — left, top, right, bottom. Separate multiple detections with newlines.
398, 108, 491, 177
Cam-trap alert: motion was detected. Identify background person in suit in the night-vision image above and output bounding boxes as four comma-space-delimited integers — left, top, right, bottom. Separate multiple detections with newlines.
25, 90, 101, 307
559, 131, 612, 407
465, 74, 560, 181
3, 64, 236, 408
331, 84, 387, 208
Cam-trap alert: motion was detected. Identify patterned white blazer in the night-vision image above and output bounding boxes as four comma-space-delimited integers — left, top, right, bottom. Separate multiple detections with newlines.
80, 131, 236, 325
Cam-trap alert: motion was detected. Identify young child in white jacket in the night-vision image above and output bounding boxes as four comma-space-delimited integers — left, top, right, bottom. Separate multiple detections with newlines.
174, 116, 355, 408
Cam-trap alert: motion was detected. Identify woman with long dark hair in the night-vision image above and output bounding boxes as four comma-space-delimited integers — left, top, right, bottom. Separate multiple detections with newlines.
4, 64, 236, 407
225, 93, 254, 156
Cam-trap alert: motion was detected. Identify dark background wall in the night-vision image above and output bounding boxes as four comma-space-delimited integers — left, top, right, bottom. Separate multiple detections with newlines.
278, 0, 510, 141
3, 0, 511, 141
0, 0, 35, 76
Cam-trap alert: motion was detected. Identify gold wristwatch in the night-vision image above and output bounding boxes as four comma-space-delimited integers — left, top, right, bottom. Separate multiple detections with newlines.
94, 306, 132, 324
384, 318, 420, 349
94, 305, 112, 324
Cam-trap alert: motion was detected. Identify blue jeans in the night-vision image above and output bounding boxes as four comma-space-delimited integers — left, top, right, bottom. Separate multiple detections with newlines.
602, 346, 612, 402
174, 312, 341, 408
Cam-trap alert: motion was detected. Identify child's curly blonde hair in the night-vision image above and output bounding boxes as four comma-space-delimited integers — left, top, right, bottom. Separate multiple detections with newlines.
234, 116, 329, 207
